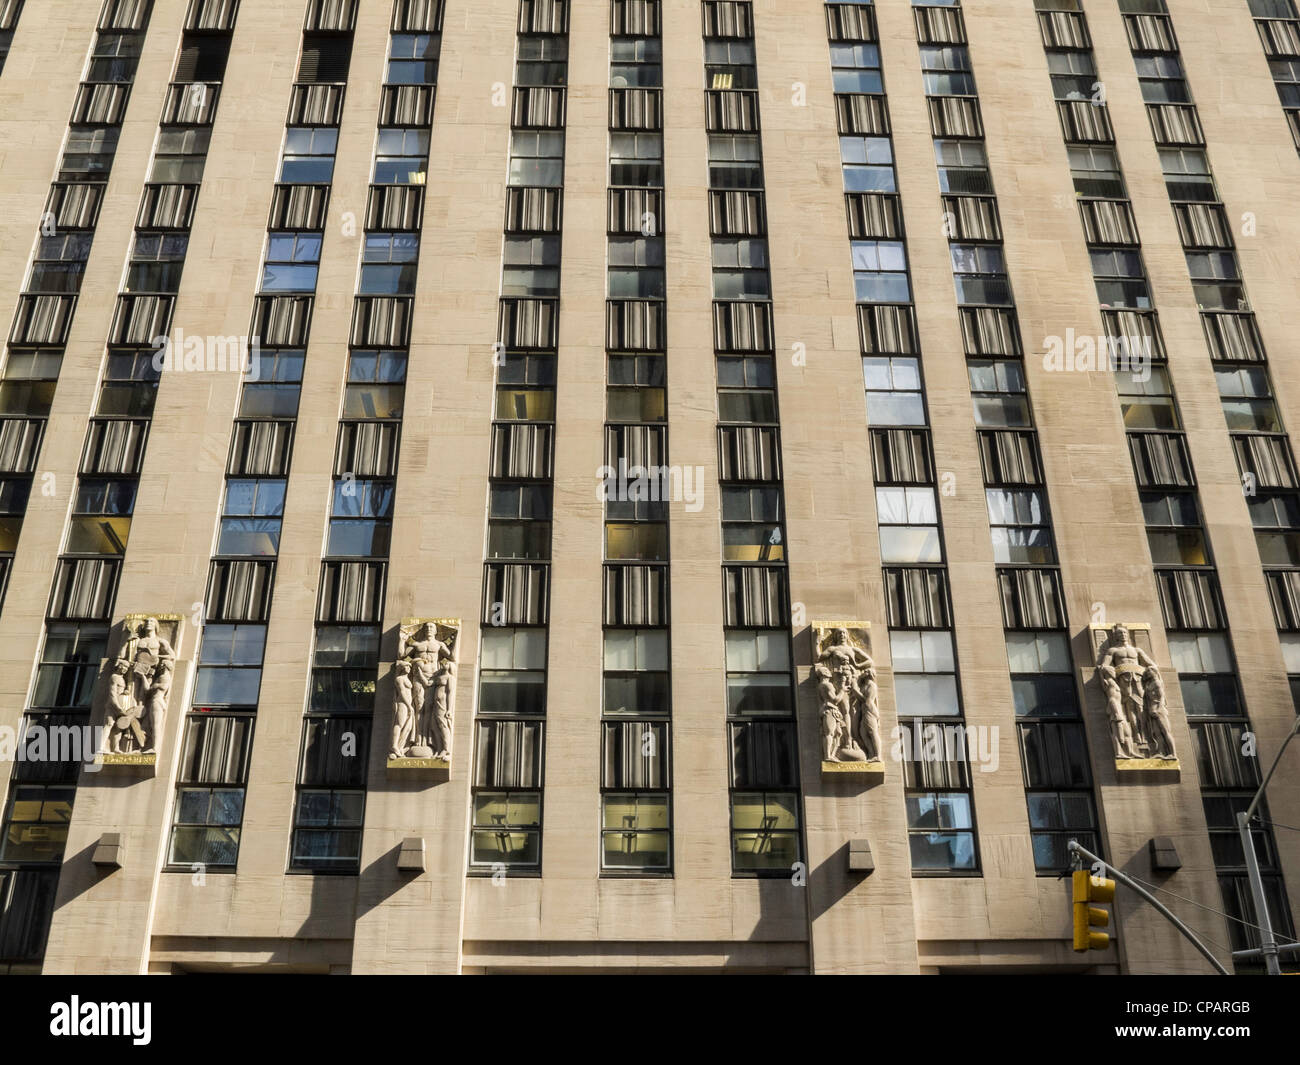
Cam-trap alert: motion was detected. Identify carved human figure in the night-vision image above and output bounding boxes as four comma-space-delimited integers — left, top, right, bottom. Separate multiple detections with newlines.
121, 617, 176, 714
815, 627, 874, 763
855, 664, 882, 761
1099, 664, 1140, 759
1096, 624, 1175, 761
144, 660, 171, 754
395, 622, 457, 760
1142, 665, 1177, 761
100, 618, 176, 755
430, 657, 455, 760
815, 664, 849, 761
101, 660, 133, 754
390, 660, 415, 758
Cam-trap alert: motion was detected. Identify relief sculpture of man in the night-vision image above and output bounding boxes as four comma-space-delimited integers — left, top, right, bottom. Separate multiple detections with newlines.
815, 626, 880, 764
1095, 623, 1176, 762
100, 617, 175, 756
392, 621, 457, 761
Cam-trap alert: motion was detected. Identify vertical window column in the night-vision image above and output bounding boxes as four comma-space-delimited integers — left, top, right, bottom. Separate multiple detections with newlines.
290, 0, 446, 873
1113, 0, 1296, 963
602, 0, 671, 874
700, 0, 803, 876
909, 0, 1100, 873
822, 1, 983, 875
166, 0, 358, 874
470, 0, 571, 876
1248, 0, 1300, 153
0, 0, 156, 612
0, 0, 243, 968
0, 0, 24, 76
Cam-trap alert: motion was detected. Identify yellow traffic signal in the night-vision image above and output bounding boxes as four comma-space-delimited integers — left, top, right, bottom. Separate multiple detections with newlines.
1073, 870, 1116, 952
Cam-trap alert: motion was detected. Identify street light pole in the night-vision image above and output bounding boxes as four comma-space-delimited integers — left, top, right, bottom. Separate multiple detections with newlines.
1236, 715, 1300, 976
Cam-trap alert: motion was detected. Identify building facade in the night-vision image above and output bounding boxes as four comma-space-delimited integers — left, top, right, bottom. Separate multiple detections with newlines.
0, 0, 1298, 974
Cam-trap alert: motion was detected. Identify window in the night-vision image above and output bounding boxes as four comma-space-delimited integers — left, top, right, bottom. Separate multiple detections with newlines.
175, 33, 232, 82
387, 32, 439, 84
1069, 146, 1125, 199
1048, 51, 1096, 102
602, 794, 670, 871
279, 127, 338, 184
968, 358, 1030, 428
344, 349, 406, 419
1006, 631, 1076, 718
27, 233, 93, 294
717, 353, 777, 424
517, 34, 568, 85
906, 791, 976, 870
239, 349, 304, 418
508, 130, 564, 187
1141, 490, 1209, 567
1028, 792, 1098, 872
987, 488, 1055, 564
891, 629, 960, 717
1216, 365, 1282, 433
291, 709, 369, 873
471, 792, 541, 868
60, 127, 120, 181
169, 787, 244, 868
608, 236, 665, 299
934, 138, 989, 197
840, 135, 896, 193
1168, 634, 1240, 719
262, 232, 322, 293
502, 238, 560, 298
1248, 493, 1300, 567
605, 522, 668, 561
864, 355, 925, 426
0, 786, 75, 863
126, 232, 189, 294
603, 629, 669, 715
951, 243, 1011, 306
488, 483, 552, 560
705, 39, 758, 89
327, 479, 394, 558
707, 134, 760, 189
373, 129, 428, 185
148, 128, 211, 184
31, 625, 108, 710
479, 628, 547, 715
94, 351, 159, 420
360, 233, 419, 295
609, 132, 663, 188
1117, 365, 1179, 431
721, 486, 783, 562
607, 353, 666, 422
87, 32, 143, 83
830, 45, 883, 95
193, 624, 266, 710
496, 352, 556, 421
712, 238, 770, 299
725, 630, 793, 716
217, 480, 285, 557
876, 487, 941, 564
308, 626, 380, 713
730, 792, 800, 873
851, 240, 910, 303
611, 36, 662, 88
1160, 148, 1217, 203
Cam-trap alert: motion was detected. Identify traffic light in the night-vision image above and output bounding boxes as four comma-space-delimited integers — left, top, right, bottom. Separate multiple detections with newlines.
1072, 870, 1116, 952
